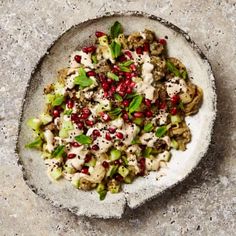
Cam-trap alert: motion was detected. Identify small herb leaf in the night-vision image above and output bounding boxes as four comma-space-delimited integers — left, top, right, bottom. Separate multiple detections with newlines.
52, 145, 65, 158
75, 134, 92, 145
143, 122, 153, 132
166, 61, 181, 77
110, 21, 123, 39
110, 41, 121, 59
52, 94, 64, 107
114, 93, 123, 101
107, 72, 119, 81
129, 95, 143, 113
74, 68, 94, 88
155, 126, 167, 138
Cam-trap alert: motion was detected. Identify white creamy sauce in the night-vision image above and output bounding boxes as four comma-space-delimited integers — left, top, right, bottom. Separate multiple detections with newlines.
126, 145, 141, 155
161, 136, 171, 147
165, 76, 187, 97
65, 73, 78, 90
110, 118, 124, 128
70, 50, 94, 69
156, 110, 169, 125
44, 130, 54, 153
140, 132, 158, 147
68, 146, 88, 160
120, 124, 139, 146
66, 157, 84, 170
158, 150, 170, 161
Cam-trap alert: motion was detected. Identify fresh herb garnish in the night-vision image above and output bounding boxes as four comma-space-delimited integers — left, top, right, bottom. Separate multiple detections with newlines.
109, 107, 122, 119
155, 126, 168, 138
110, 41, 121, 59
91, 54, 98, 64
119, 66, 131, 72
25, 137, 42, 149
119, 60, 134, 67
143, 122, 153, 132
75, 134, 92, 145
64, 109, 73, 115
143, 147, 152, 158
128, 95, 143, 113
125, 92, 138, 99
110, 21, 123, 39
107, 72, 119, 81
114, 93, 123, 101
166, 61, 181, 77
74, 68, 94, 88
52, 145, 65, 158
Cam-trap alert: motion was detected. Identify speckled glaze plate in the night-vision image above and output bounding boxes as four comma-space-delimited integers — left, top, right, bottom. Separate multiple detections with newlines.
16, 11, 216, 218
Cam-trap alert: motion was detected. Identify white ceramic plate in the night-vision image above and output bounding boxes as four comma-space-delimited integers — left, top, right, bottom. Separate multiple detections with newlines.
16, 12, 216, 218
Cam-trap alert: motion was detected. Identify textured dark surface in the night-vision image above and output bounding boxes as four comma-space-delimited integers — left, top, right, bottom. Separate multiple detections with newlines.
0, 0, 235, 235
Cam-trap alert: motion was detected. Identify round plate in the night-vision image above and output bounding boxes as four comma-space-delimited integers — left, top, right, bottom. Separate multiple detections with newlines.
16, 11, 216, 218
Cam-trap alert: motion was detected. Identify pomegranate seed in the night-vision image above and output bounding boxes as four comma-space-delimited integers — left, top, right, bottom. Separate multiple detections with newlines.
77, 121, 84, 129
130, 82, 136, 88
117, 55, 127, 62
67, 100, 74, 109
159, 39, 167, 45
124, 51, 133, 59
92, 129, 100, 136
170, 107, 178, 115
115, 174, 123, 182
110, 85, 116, 93
71, 113, 79, 122
105, 132, 112, 141
99, 73, 106, 83
81, 113, 90, 119
108, 127, 116, 134
84, 155, 92, 163
102, 82, 110, 91
102, 161, 109, 168
85, 120, 94, 126
102, 113, 110, 122
124, 79, 131, 86
139, 157, 145, 167
86, 71, 96, 77
92, 144, 99, 151
74, 55, 81, 63
125, 72, 132, 80
143, 42, 150, 52
145, 110, 153, 117
122, 113, 129, 121
114, 160, 121, 165
160, 102, 167, 110
130, 64, 137, 71
122, 100, 130, 107
82, 46, 96, 54
144, 98, 151, 107
71, 142, 80, 147
136, 46, 143, 54
133, 112, 143, 118
95, 31, 105, 38
67, 153, 76, 159
53, 109, 60, 118
113, 65, 120, 71
104, 91, 109, 97
107, 78, 113, 84
171, 94, 180, 105
116, 132, 124, 139
82, 108, 91, 115
81, 167, 89, 174
126, 87, 132, 94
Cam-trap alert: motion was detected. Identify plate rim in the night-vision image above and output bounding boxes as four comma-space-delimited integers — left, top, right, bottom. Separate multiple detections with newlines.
15, 10, 217, 218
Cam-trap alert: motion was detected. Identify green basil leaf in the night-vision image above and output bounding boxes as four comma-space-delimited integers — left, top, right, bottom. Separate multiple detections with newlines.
107, 72, 119, 81
25, 137, 43, 149
155, 126, 167, 138
131, 137, 141, 145
64, 109, 73, 116
128, 95, 143, 113
52, 94, 64, 107
99, 190, 107, 201
75, 134, 92, 145
110, 21, 123, 39
109, 107, 122, 118
119, 60, 134, 67
74, 68, 94, 88
166, 61, 181, 77
119, 66, 131, 72
143, 122, 153, 132
52, 145, 65, 158
110, 41, 121, 59
125, 92, 138, 99
114, 93, 123, 101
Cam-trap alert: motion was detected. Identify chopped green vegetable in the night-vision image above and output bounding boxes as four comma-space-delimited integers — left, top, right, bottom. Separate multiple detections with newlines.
64, 109, 73, 116
75, 134, 92, 145
119, 66, 131, 72
133, 117, 144, 126
131, 137, 140, 145
114, 93, 123, 102
98, 190, 107, 200
74, 68, 94, 88
125, 92, 138, 99
129, 95, 143, 113
171, 139, 179, 149
71, 178, 80, 188
121, 156, 128, 165
110, 41, 121, 59
50, 168, 62, 180
155, 126, 168, 138
118, 166, 129, 178
107, 72, 119, 81
45, 94, 55, 104
119, 60, 134, 67
182, 70, 188, 79
178, 101, 185, 110
143, 147, 153, 158
171, 115, 182, 124
143, 122, 153, 132
52, 145, 65, 158
166, 61, 181, 77
59, 121, 73, 138
25, 137, 43, 149
91, 54, 98, 64
106, 165, 118, 178
124, 176, 133, 184
27, 118, 41, 132
110, 149, 121, 161
40, 113, 52, 125
84, 157, 96, 167
52, 94, 64, 107
110, 21, 123, 39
